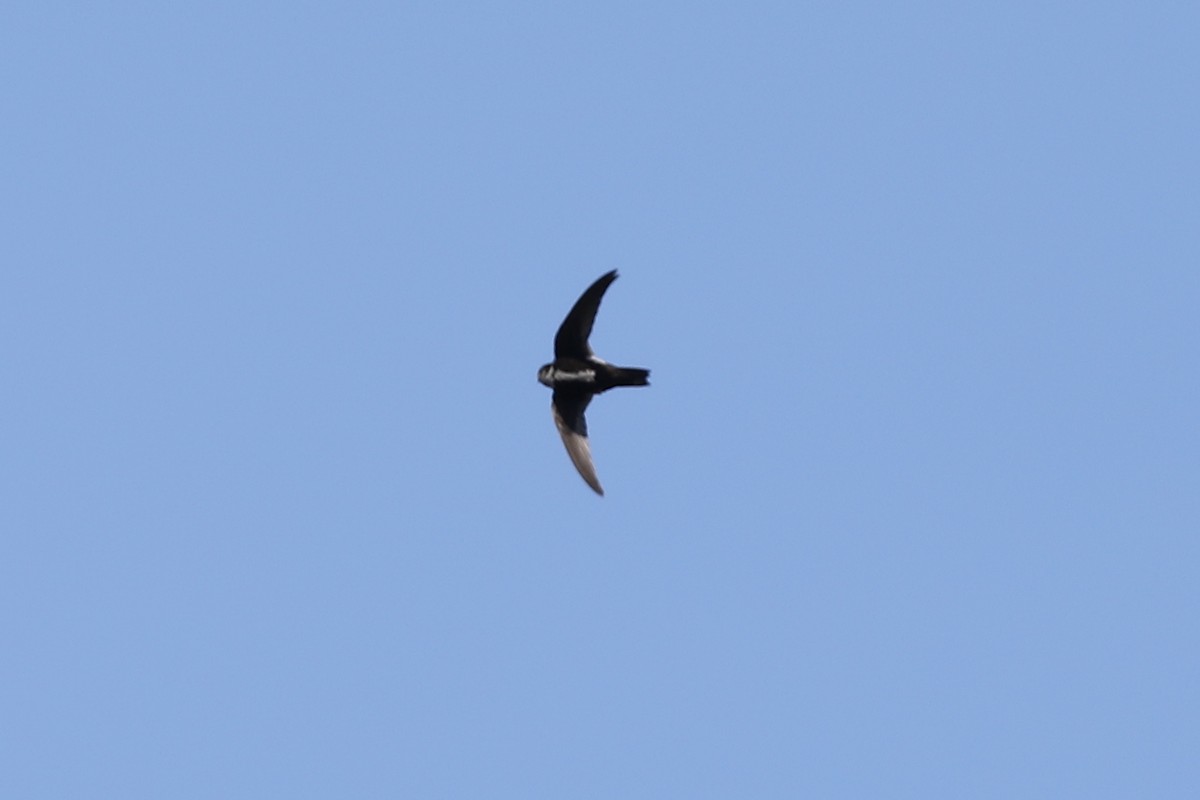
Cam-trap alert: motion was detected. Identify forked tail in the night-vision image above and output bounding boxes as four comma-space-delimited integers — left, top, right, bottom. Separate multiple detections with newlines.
614, 366, 651, 387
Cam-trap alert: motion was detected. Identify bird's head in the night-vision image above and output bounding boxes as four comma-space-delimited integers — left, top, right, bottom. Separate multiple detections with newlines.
537, 364, 555, 388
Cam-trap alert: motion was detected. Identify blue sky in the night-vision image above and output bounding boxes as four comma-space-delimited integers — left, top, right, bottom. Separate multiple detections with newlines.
3, 2, 1197, 797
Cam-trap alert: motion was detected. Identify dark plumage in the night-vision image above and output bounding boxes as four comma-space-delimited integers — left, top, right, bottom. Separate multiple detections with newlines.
537, 270, 650, 495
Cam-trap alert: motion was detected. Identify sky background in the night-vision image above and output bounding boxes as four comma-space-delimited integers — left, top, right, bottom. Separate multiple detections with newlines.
2, 2, 1198, 797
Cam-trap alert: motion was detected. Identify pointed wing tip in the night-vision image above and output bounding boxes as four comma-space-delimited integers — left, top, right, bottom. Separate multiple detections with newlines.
553, 271, 622, 359
552, 399, 605, 496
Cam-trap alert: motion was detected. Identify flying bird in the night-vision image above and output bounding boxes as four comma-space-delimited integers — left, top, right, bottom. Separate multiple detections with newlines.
537, 270, 650, 496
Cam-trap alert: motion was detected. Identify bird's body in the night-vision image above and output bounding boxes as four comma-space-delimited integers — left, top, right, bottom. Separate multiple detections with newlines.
537, 270, 649, 495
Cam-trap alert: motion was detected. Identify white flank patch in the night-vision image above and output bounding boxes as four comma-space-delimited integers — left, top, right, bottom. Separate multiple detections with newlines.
555, 369, 595, 382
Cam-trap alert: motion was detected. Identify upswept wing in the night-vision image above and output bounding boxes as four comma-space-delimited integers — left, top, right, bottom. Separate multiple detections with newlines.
553, 270, 618, 359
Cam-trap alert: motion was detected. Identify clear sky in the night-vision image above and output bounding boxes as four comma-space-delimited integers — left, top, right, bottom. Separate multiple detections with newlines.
3, 3, 1197, 797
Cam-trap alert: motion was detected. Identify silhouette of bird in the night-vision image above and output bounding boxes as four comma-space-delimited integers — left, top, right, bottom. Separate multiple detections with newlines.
537, 270, 650, 495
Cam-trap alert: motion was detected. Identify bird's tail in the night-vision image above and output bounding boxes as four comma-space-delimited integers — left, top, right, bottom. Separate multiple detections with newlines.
614, 366, 651, 387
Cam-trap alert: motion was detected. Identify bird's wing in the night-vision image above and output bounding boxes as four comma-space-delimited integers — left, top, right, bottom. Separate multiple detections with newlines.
551, 391, 604, 496
553, 270, 618, 359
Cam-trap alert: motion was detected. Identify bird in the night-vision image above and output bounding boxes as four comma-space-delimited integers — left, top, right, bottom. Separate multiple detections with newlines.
537, 270, 650, 496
